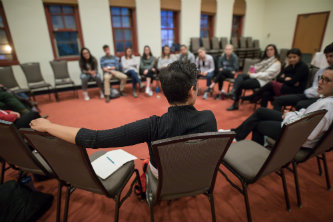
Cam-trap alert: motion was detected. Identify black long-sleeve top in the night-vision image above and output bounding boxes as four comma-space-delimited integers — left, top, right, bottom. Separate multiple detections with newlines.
75, 105, 217, 168
277, 61, 309, 94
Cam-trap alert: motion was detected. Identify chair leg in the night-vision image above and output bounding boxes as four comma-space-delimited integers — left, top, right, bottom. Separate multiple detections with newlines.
208, 193, 216, 222
322, 153, 331, 190
48, 87, 52, 101
56, 181, 63, 222
54, 88, 59, 102
149, 204, 155, 222
135, 169, 145, 199
280, 168, 291, 212
63, 186, 71, 222
0, 160, 5, 184
241, 181, 252, 222
292, 162, 302, 208
113, 194, 120, 222
316, 156, 323, 176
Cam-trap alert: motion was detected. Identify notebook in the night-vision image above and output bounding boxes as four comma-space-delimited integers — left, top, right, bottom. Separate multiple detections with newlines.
91, 149, 137, 180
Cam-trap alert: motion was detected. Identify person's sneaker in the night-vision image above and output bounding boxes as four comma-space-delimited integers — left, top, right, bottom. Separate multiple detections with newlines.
83, 92, 90, 101
148, 89, 153, 96
203, 92, 209, 100
105, 95, 110, 103
145, 87, 150, 95
139, 82, 145, 89
100, 93, 105, 99
226, 103, 239, 111
120, 91, 127, 96
133, 91, 138, 98
215, 94, 221, 100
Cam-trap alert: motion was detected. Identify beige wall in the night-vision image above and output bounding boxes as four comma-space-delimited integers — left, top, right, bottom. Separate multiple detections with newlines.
136, 0, 162, 56
180, 0, 201, 46
215, 0, 234, 38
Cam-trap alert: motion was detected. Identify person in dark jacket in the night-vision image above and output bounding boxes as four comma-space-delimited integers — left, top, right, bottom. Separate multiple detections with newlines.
79, 47, 104, 101
242, 48, 309, 107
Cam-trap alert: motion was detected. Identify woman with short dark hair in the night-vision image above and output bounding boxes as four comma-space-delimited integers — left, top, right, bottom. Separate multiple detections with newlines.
79, 47, 103, 101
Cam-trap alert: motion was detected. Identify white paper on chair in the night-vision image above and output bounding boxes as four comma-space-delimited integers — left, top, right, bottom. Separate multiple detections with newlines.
91, 149, 137, 180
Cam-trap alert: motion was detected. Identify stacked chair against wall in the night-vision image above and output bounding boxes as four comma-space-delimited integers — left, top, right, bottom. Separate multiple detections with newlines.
211, 37, 223, 54
245, 37, 255, 58
253, 39, 261, 58
20, 129, 143, 222
219, 110, 327, 222
237, 37, 248, 69
190, 37, 201, 55
220, 37, 228, 50
279, 48, 289, 66
20, 62, 53, 101
50, 60, 77, 101
0, 66, 31, 96
146, 132, 235, 222
201, 37, 219, 56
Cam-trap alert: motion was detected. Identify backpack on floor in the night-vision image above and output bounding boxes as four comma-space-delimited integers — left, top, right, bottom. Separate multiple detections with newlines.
134, 159, 149, 199
110, 88, 120, 99
0, 180, 53, 222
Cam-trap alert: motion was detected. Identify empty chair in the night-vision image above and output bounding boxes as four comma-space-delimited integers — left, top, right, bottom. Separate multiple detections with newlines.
190, 37, 201, 54
50, 60, 77, 101
146, 132, 235, 222
0, 66, 30, 95
219, 110, 327, 222
20, 129, 143, 222
246, 37, 255, 58
0, 120, 52, 184
253, 40, 261, 58
201, 37, 219, 55
220, 37, 228, 49
279, 48, 289, 65
231, 37, 239, 49
211, 37, 223, 54
20, 62, 53, 101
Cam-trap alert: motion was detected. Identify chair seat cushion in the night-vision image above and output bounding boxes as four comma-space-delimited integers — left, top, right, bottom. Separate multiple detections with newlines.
223, 140, 270, 181
55, 78, 74, 86
29, 82, 51, 89
89, 151, 135, 197
225, 78, 235, 83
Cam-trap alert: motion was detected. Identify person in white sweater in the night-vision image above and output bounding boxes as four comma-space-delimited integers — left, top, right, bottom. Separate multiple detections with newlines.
224, 44, 281, 111
121, 47, 144, 98
157, 45, 175, 71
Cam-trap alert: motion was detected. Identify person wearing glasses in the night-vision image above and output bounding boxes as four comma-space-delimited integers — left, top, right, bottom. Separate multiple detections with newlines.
273, 43, 333, 111
221, 66, 333, 149
29, 61, 217, 178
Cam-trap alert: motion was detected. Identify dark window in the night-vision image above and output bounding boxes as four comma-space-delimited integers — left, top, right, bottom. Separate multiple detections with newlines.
232, 15, 243, 39
0, 3, 18, 65
161, 10, 179, 47
200, 14, 214, 38
45, 4, 83, 60
111, 7, 137, 55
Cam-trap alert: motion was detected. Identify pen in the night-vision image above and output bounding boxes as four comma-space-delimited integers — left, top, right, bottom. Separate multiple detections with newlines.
107, 156, 115, 164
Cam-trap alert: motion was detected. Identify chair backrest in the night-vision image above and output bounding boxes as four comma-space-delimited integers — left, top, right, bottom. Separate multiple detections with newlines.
239, 37, 247, 48
20, 129, 108, 195
231, 37, 239, 48
306, 65, 320, 88
211, 37, 220, 50
253, 39, 260, 49
243, 58, 260, 73
255, 110, 327, 180
20, 62, 45, 84
306, 124, 333, 159
246, 37, 253, 48
201, 37, 211, 50
220, 37, 228, 49
0, 66, 20, 89
279, 48, 289, 64
152, 132, 235, 201
50, 60, 70, 80
190, 37, 200, 52
0, 120, 48, 175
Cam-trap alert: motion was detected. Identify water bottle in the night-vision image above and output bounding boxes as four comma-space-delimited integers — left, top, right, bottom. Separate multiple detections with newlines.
156, 86, 161, 99
250, 65, 255, 74
21, 175, 35, 191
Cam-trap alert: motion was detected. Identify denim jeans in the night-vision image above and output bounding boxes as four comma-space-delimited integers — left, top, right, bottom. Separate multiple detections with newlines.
125, 70, 141, 89
206, 71, 215, 87
80, 73, 103, 91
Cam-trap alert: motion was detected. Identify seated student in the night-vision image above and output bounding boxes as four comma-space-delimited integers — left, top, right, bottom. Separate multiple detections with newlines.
157, 45, 175, 71
196, 48, 215, 94
121, 47, 144, 98
223, 44, 281, 111
140, 46, 156, 97
203, 44, 238, 100
228, 67, 333, 148
79, 48, 104, 101
178, 44, 195, 64
30, 61, 217, 178
242, 48, 309, 107
273, 42, 333, 111
0, 109, 41, 128
100, 45, 127, 102
0, 90, 31, 114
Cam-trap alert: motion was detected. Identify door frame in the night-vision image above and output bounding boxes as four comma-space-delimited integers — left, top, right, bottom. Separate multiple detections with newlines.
292, 11, 330, 52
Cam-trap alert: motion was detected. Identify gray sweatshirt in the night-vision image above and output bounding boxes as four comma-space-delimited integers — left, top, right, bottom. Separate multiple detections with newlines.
196, 54, 215, 73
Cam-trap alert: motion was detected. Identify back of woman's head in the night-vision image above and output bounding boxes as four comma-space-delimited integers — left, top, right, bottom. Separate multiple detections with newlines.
287, 48, 302, 57
159, 61, 197, 104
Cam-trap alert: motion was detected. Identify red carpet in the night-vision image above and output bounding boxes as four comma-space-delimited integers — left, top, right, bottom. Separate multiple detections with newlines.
4, 79, 333, 221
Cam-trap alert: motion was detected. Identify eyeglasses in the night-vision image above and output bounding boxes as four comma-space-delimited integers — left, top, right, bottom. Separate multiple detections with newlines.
318, 75, 333, 84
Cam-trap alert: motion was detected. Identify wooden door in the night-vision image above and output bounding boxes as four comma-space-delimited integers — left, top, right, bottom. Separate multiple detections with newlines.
292, 12, 330, 54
